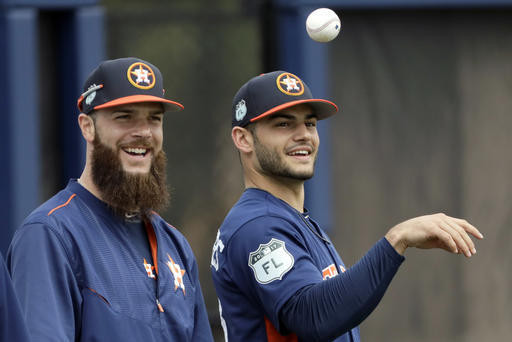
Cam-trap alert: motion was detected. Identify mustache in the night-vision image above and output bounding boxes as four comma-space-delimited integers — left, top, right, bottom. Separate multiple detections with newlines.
117, 137, 153, 149
285, 143, 315, 153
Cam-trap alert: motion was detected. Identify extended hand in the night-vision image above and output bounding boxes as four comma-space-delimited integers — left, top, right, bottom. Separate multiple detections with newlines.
385, 213, 483, 257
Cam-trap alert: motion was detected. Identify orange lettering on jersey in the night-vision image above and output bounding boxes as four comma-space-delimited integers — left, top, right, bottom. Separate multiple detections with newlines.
322, 264, 339, 280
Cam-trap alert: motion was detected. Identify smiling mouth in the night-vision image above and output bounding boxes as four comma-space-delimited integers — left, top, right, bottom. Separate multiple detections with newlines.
123, 147, 149, 157
287, 150, 311, 157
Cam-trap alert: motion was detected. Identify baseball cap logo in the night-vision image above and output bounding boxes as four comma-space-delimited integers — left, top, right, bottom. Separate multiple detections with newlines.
235, 99, 247, 121
276, 72, 304, 96
127, 62, 156, 89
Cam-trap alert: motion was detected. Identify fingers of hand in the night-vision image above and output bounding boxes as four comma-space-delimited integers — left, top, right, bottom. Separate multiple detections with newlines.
440, 220, 476, 257
435, 229, 458, 254
452, 217, 484, 239
446, 220, 477, 255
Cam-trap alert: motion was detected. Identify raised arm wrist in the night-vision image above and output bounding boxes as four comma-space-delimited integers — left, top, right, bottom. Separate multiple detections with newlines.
384, 227, 408, 255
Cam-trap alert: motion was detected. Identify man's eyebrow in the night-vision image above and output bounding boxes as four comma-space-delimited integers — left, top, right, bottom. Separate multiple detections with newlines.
267, 113, 318, 120
110, 107, 164, 115
149, 110, 164, 115
268, 113, 296, 120
111, 108, 134, 114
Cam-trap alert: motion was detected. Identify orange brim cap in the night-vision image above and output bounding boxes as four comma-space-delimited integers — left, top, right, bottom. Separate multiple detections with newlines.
94, 94, 184, 112
249, 98, 338, 123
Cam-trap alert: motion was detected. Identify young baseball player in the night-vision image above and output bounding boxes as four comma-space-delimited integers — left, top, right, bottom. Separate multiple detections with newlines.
211, 71, 483, 341
7, 58, 214, 341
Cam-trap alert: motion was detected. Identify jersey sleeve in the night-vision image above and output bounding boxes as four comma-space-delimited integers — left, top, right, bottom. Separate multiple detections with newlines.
0, 254, 30, 342
280, 237, 404, 340
7, 222, 82, 342
226, 215, 323, 331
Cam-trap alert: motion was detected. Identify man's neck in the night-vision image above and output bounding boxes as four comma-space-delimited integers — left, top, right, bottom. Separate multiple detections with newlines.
245, 172, 305, 212
78, 169, 104, 202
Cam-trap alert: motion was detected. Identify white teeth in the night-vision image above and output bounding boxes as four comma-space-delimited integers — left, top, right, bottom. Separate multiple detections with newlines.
125, 148, 147, 155
289, 150, 309, 156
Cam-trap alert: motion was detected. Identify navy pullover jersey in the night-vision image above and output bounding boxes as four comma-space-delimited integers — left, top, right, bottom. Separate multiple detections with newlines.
7, 179, 213, 342
211, 188, 404, 342
0, 253, 30, 342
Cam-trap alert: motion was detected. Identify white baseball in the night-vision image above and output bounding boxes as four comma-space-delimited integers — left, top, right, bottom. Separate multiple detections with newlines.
306, 8, 341, 43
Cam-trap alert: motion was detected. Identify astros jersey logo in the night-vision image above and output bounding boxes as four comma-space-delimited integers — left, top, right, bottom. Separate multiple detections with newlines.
127, 62, 156, 89
166, 254, 186, 295
143, 258, 156, 279
276, 72, 304, 96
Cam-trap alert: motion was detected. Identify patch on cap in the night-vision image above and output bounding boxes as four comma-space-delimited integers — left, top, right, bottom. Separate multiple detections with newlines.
235, 99, 247, 121
276, 72, 304, 96
127, 62, 156, 90
84, 84, 102, 106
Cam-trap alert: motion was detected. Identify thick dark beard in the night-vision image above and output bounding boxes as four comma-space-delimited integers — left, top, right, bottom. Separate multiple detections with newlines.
91, 134, 170, 219
253, 132, 316, 181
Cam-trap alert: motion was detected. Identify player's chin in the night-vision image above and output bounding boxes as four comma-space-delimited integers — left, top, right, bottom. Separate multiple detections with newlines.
293, 162, 315, 172
290, 168, 315, 181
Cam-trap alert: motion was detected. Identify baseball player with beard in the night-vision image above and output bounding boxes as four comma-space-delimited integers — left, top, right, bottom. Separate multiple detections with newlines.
210, 71, 483, 342
7, 58, 213, 341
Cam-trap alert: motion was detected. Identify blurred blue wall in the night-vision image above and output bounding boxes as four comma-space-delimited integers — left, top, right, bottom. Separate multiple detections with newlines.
0, 0, 104, 256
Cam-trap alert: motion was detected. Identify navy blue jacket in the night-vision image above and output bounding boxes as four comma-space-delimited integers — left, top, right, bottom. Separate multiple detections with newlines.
0, 253, 30, 342
8, 179, 213, 341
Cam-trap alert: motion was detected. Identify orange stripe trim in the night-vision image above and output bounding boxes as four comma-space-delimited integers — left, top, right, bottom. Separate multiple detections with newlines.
47, 194, 77, 216
265, 317, 298, 342
88, 288, 110, 305
145, 221, 159, 275
250, 99, 338, 123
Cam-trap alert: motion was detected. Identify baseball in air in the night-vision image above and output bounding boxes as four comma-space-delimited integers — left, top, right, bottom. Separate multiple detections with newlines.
306, 8, 341, 43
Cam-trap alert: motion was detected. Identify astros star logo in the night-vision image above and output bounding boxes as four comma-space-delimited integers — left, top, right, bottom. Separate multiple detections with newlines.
127, 62, 156, 89
133, 67, 150, 84
143, 258, 156, 279
276, 72, 304, 96
166, 254, 186, 295
281, 76, 299, 91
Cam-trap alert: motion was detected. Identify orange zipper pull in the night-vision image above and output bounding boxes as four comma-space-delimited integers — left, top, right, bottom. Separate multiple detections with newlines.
156, 298, 164, 312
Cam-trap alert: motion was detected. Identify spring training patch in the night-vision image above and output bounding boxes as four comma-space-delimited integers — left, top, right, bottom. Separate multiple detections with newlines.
248, 238, 294, 284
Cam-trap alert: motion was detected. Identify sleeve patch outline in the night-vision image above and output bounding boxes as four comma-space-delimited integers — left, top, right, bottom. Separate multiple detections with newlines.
248, 238, 294, 284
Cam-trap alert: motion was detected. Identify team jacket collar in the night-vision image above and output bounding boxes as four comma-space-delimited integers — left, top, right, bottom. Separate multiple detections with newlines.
244, 187, 310, 215
66, 179, 122, 222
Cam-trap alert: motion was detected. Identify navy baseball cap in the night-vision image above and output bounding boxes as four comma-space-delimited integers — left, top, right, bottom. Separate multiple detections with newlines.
77, 57, 183, 114
232, 71, 338, 127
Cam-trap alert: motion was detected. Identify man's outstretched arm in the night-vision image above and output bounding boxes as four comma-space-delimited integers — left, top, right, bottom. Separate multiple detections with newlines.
280, 213, 483, 341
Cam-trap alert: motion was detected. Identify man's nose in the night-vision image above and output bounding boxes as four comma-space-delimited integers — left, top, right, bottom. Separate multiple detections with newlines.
293, 123, 312, 141
132, 120, 152, 138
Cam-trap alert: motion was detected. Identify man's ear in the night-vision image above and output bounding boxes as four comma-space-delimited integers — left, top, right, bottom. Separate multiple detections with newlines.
231, 126, 254, 154
78, 113, 95, 143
